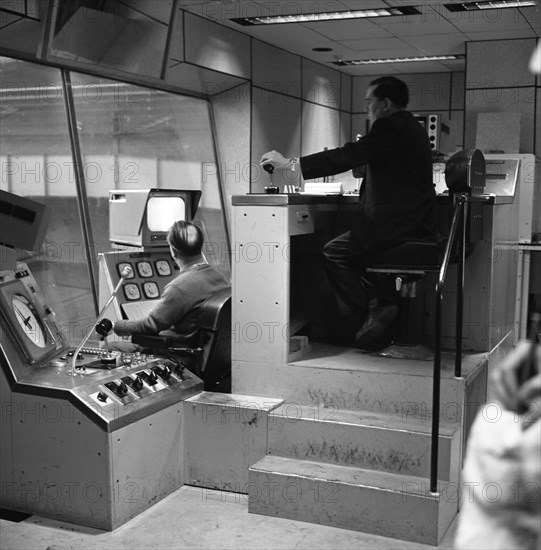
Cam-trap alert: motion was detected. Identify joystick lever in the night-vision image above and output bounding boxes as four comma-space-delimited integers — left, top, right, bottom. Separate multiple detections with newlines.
263, 164, 279, 194
96, 318, 113, 353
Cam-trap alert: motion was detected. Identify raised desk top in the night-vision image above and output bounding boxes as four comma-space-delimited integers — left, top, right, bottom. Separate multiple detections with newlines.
232, 193, 499, 206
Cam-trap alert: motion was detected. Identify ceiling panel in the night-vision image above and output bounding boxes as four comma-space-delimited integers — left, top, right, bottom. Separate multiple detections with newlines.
401, 33, 467, 55
373, 7, 463, 36
465, 28, 537, 40
338, 37, 417, 53
303, 19, 393, 41
174, 0, 540, 75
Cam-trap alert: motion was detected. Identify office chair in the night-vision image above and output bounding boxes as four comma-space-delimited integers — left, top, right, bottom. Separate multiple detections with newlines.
132, 287, 232, 391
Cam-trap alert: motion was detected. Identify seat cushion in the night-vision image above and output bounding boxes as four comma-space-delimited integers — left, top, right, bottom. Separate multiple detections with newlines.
366, 241, 441, 271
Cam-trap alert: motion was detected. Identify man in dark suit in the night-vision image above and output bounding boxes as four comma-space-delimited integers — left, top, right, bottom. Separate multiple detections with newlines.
261, 76, 436, 348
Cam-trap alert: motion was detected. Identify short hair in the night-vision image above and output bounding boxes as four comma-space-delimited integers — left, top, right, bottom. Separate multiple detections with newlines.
369, 76, 409, 108
167, 220, 204, 258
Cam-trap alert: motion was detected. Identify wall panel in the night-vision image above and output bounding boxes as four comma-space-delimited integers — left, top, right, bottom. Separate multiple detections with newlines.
251, 91, 301, 193
184, 12, 250, 79
466, 39, 536, 88
302, 59, 341, 110
252, 40, 301, 99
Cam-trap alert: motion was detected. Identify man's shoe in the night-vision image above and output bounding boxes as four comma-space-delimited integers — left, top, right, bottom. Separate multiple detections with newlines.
354, 305, 397, 348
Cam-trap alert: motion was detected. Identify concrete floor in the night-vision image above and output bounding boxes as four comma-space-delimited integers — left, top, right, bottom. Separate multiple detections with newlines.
1, 485, 459, 550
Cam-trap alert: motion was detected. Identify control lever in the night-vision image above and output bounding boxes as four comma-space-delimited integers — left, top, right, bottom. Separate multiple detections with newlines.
71, 266, 132, 375
96, 318, 116, 365
263, 164, 279, 194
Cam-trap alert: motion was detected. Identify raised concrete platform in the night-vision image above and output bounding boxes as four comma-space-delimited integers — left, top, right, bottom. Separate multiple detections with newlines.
185, 343, 491, 545
233, 343, 488, 423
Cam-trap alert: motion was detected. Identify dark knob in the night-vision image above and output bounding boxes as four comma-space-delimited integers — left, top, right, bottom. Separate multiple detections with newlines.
117, 381, 128, 396
97, 391, 108, 402
174, 362, 186, 379
154, 365, 171, 381
263, 164, 274, 174
96, 319, 113, 338
132, 375, 144, 391
147, 371, 158, 385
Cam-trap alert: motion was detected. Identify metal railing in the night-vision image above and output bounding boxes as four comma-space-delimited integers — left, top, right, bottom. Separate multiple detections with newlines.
430, 192, 468, 493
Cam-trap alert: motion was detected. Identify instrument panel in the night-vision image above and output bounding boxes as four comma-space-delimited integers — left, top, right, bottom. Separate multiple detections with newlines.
16, 347, 203, 432
99, 251, 179, 320
0, 263, 203, 432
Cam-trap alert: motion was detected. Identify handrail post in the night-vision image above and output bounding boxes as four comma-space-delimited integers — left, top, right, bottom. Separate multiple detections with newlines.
455, 194, 467, 379
430, 197, 465, 493
430, 283, 443, 493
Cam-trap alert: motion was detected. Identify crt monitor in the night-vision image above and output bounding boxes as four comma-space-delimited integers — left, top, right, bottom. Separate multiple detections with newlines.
109, 189, 202, 248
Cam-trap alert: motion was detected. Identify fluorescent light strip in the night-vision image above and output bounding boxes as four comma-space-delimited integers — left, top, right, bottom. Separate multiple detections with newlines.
332, 55, 465, 66
232, 6, 420, 26
444, 1, 535, 11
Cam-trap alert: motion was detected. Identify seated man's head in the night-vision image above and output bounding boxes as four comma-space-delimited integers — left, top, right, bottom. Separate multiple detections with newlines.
167, 221, 204, 266
365, 76, 409, 124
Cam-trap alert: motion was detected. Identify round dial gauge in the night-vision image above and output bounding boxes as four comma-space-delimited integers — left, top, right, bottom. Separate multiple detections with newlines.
143, 282, 160, 299
12, 294, 47, 347
155, 260, 171, 277
117, 263, 134, 279
137, 262, 153, 278
123, 283, 141, 301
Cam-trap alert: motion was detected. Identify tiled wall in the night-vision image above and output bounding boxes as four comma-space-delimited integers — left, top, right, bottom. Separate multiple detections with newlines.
465, 39, 539, 156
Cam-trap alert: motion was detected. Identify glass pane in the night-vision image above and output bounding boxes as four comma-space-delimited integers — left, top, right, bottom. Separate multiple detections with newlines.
69, 72, 230, 278
49, 0, 172, 79
0, 57, 95, 346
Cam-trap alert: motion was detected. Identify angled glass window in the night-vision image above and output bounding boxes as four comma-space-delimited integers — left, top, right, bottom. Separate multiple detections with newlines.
0, 57, 94, 345
68, 72, 230, 279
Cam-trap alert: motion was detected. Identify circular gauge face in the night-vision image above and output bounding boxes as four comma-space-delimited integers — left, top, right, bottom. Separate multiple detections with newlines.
155, 260, 171, 277
123, 283, 141, 301
12, 294, 47, 347
117, 263, 134, 279
137, 261, 153, 278
143, 282, 160, 299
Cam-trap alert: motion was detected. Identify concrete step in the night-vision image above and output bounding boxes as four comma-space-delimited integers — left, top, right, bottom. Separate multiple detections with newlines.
268, 404, 461, 483
249, 455, 457, 546
233, 344, 488, 420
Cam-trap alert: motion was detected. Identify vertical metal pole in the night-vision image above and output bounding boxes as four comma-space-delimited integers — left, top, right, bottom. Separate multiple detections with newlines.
61, 70, 99, 315
430, 287, 442, 493
455, 195, 466, 378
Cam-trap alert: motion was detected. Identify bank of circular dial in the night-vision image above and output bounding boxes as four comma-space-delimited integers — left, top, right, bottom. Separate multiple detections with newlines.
124, 283, 141, 301
11, 294, 47, 347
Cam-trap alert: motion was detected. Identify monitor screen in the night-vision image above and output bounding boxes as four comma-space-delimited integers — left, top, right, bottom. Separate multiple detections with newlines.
146, 196, 186, 232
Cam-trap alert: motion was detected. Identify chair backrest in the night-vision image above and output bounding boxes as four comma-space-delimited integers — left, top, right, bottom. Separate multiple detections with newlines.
195, 287, 232, 386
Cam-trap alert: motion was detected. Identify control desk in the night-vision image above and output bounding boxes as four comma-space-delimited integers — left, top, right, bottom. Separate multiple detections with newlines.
0, 263, 203, 530
231, 170, 526, 377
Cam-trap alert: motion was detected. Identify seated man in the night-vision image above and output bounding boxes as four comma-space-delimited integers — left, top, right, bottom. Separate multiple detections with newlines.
261, 76, 437, 348
112, 220, 230, 351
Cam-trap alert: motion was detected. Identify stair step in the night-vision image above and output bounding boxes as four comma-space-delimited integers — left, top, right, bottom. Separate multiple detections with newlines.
233, 346, 487, 417
268, 404, 461, 482
249, 455, 457, 546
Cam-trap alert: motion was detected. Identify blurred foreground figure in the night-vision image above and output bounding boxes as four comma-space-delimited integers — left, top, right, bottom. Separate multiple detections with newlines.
455, 333, 540, 550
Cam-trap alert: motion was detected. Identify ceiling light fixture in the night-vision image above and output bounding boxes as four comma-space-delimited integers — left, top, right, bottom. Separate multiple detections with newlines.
232, 6, 421, 26
332, 54, 465, 66
444, 1, 536, 11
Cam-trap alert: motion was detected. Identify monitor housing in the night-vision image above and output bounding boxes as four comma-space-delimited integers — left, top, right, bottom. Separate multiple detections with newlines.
109, 189, 201, 248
